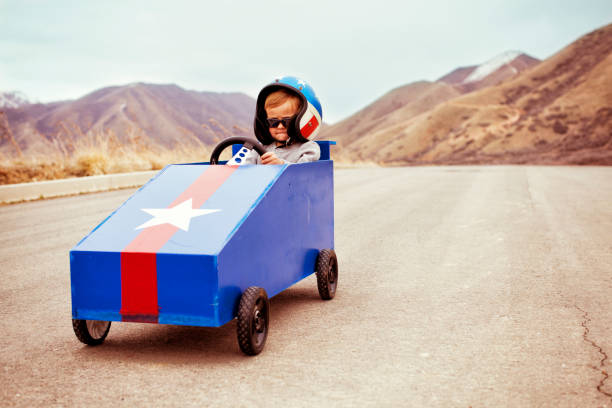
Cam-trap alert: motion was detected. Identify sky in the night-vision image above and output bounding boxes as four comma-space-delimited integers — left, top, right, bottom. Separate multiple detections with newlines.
1, 0, 611, 124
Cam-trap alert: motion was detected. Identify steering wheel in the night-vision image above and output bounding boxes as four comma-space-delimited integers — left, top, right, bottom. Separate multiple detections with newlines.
209, 136, 267, 165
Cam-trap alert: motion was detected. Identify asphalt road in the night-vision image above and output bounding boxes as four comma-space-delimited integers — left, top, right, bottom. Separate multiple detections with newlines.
1, 166, 611, 407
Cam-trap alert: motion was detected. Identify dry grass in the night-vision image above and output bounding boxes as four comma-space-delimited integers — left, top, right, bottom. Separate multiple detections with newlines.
0, 129, 214, 184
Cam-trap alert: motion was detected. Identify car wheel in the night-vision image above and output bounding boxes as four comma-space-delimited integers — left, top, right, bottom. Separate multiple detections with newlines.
237, 286, 269, 355
315, 249, 338, 300
72, 319, 111, 346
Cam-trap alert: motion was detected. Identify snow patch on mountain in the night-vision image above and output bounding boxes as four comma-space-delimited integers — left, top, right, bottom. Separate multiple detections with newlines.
0, 91, 30, 108
463, 51, 522, 84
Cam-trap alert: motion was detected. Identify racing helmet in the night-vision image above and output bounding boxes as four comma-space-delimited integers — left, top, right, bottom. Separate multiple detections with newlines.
254, 76, 323, 145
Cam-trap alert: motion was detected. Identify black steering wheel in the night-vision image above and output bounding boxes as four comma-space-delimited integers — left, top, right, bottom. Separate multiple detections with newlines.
209, 137, 267, 165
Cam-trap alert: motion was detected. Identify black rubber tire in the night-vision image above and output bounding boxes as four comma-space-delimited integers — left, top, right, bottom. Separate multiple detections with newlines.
72, 319, 111, 346
315, 249, 338, 300
237, 286, 270, 356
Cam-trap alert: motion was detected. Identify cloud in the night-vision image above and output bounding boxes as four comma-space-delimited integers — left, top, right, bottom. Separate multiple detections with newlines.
1, 0, 610, 122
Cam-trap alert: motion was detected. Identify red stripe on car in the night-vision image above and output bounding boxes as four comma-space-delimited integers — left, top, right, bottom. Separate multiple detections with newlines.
120, 165, 238, 321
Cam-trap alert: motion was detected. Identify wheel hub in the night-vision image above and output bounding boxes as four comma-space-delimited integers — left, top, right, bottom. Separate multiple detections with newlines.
328, 264, 337, 284
86, 320, 110, 340
253, 309, 265, 333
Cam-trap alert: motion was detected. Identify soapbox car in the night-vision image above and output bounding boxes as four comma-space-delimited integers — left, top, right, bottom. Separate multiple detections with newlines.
70, 137, 337, 355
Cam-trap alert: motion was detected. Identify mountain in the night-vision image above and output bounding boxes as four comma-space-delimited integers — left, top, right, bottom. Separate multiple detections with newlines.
319, 81, 462, 161
438, 51, 540, 92
1, 83, 255, 156
436, 66, 476, 86
320, 51, 540, 160
324, 23, 612, 165
0, 91, 30, 109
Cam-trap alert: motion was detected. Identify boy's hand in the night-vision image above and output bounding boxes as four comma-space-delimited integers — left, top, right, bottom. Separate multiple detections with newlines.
260, 152, 284, 165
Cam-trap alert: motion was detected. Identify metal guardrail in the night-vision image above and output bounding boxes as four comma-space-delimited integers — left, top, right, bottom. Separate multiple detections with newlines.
0, 170, 158, 204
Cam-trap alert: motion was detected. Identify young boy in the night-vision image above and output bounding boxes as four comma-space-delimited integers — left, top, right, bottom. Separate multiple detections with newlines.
244, 76, 323, 165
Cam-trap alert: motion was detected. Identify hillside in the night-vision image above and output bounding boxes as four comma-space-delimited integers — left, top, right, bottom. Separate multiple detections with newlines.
321, 51, 540, 160
319, 81, 462, 160
1, 83, 255, 157
326, 24, 612, 165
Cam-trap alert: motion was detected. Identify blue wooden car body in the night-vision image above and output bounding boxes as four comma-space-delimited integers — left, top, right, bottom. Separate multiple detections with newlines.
70, 141, 335, 328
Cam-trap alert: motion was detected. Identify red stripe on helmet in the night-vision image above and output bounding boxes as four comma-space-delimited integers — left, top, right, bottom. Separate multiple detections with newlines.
300, 115, 319, 139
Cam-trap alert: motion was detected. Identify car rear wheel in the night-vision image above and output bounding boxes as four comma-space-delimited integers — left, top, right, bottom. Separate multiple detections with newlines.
72, 319, 111, 346
237, 286, 270, 355
315, 249, 338, 300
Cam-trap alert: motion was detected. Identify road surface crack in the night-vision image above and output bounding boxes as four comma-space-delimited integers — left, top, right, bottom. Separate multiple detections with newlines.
575, 305, 612, 400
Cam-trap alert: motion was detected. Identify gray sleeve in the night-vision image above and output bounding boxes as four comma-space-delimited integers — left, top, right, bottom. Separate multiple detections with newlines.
295, 141, 321, 163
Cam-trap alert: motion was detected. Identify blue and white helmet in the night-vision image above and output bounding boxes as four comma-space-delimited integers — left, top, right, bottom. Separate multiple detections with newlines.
254, 76, 323, 145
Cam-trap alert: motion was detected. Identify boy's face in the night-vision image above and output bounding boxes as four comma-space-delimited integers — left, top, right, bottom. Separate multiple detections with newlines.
266, 100, 299, 144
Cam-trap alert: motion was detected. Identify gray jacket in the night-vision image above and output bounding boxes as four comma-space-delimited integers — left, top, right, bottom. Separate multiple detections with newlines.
243, 141, 320, 164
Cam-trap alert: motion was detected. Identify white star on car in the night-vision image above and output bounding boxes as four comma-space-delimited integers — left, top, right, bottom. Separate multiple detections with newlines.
136, 198, 221, 231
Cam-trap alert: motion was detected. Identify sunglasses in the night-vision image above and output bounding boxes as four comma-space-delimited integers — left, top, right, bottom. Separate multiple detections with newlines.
266, 116, 294, 128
